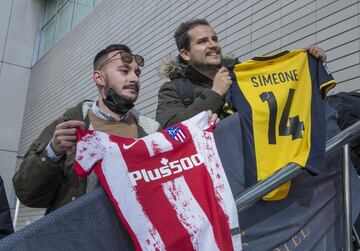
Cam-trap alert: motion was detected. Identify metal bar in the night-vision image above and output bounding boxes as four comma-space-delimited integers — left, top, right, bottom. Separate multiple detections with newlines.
235, 163, 302, 211
13, 198, 20, 230
343, 144, 353, 251
352, 226, 360, 250
326, 120, 360, 154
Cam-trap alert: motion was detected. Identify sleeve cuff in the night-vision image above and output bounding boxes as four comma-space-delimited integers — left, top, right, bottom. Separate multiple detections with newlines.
45, 141, 64, 162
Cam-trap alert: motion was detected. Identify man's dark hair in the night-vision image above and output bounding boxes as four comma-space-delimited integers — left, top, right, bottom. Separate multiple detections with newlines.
174, 19, 210, 51
93, 44, 132, 70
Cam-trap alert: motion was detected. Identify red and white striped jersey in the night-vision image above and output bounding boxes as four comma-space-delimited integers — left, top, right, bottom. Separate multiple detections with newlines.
74, 112, 242, 251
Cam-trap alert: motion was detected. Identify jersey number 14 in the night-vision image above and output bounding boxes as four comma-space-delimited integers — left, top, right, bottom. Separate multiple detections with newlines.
260, 89, 304, 145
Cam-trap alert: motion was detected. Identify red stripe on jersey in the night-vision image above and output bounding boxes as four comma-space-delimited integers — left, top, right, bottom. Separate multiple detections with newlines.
93, 163, 143, 251
120, 123, 233, 250
183, 160, 234, 251
170, 124, 234, 251
118, 136, 195, 249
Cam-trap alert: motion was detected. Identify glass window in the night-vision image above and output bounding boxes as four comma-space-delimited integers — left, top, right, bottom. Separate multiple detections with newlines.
73, 0, 93, 26
43, 0, 58, 24
58, 0, 67, 8
37, 0, 100, 59
54, 0, 74, 43
94, 0, 102, 5
39, 18, 56, 56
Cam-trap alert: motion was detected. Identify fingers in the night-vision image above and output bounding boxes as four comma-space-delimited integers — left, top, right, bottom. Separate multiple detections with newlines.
54, 128, 77, 136
57, 120, 85, 129
55, 135, 77, 143
207, 110, 213, 122
217, 66, 229, 73
51, 120, 85, 155
303, 45, 327, 62
207, 110, 220, 125
212, 67, 232, 96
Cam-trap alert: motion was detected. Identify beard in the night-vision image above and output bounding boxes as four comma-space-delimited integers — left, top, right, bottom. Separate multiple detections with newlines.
103, 86, 136, 115
114, 84, 139, 102
100, 72, 139, 115
193, 61, 222, 72
102, 71, 139, 103
192, 50, 223, 71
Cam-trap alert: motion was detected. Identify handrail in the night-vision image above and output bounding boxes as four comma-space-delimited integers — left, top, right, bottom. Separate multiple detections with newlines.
343, 144, 353, 251
235, 119, 360, 211
326, 120, 360, 153
235, 164, 302, 211
235, 119, 360, 251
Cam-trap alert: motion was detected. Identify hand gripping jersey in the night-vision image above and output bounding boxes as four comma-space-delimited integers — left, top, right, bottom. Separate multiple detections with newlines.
74, 112, 242, 251
227, 50, 336, 200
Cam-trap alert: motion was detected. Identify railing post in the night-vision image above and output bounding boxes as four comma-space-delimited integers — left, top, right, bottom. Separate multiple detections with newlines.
13, 198, 20, 231
343, 144, 353, 251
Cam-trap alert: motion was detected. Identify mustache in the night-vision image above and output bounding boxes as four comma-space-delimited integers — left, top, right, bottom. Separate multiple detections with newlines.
206, 49, 221, 56
123, 84, 140, 92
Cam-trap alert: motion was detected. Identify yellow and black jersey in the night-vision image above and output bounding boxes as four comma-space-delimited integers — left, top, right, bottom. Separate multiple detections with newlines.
227, 50, 336, 200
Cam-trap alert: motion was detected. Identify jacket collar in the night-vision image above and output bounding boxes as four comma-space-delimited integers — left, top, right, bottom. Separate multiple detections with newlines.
185, 65, 213, 88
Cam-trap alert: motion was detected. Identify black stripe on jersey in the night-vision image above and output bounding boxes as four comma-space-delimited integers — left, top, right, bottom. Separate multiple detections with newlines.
306, 54, 326, 174
228, 74, 258, 187
252, 50, 289, 61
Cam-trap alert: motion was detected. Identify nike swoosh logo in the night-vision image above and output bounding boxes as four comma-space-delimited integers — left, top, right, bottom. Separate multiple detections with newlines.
123, 140, 139, 150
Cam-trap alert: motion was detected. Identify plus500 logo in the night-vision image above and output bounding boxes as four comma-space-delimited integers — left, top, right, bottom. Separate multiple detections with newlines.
128, 154, 204, 186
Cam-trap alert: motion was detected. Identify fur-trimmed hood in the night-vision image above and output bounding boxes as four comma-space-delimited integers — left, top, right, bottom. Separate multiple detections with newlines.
159, 55, 186, 80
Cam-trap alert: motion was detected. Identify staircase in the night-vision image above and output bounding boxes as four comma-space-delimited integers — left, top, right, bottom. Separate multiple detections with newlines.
13, 203, 45, 231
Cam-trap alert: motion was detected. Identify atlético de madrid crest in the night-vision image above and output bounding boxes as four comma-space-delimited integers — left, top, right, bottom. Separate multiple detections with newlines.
166, 125, 186, 143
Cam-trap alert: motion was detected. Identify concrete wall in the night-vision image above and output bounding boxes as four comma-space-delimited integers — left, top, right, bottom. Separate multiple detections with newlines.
0, 0, 42, 204
13, 0, 360, 216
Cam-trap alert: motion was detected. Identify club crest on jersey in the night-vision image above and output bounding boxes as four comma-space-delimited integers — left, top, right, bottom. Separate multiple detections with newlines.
166, 126, 186, 143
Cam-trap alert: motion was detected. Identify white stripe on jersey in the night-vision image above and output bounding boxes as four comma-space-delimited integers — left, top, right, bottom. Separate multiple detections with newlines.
184, 112, 242, 250
162, 176, 220, 251
100, 135, 166, 250
175, 128, 186, 142
75, 131, 107, 173
142, 132, 173, 157
75, 111, 241, 250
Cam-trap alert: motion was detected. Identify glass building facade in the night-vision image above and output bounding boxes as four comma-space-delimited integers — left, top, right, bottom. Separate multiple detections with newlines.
38, 0, 101, 59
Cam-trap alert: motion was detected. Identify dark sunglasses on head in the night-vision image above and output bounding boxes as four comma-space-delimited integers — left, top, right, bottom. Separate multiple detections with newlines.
120, 51, 144, 67
100, 51, 144, 69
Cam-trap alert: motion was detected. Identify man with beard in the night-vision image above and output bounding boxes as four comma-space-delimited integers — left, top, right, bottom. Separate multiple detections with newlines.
13, 44, 160, 214
156, 19, 327, 128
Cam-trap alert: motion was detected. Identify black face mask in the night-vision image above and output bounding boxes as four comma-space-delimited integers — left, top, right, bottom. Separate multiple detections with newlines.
103, 88, 134, 115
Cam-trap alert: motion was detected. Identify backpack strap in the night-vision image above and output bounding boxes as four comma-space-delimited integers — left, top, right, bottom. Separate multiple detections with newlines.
173, 78, 194, 107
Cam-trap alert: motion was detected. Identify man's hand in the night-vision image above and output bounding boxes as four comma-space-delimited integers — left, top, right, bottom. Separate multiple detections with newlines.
51, 120, 85, 155
207, 110, 220, 125
211, 67, 232, 97
303, 45, 327, 62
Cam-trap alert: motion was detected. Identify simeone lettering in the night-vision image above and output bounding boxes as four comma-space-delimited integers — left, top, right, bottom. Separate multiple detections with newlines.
128, 154, 204, 186
251, 69, 298, 87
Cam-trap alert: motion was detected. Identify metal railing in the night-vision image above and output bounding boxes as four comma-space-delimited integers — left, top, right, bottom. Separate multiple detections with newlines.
235, 120, 360, 251
11, 119, 360, 248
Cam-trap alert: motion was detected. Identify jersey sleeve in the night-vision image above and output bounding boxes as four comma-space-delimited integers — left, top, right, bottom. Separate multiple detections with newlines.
315, 58, 336, 100
74, 128, 105, 178
183, 111, 216, 133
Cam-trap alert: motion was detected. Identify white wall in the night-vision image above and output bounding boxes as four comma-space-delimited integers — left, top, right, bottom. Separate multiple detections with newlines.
0, 0, 42, 204
15, 0, 360, 204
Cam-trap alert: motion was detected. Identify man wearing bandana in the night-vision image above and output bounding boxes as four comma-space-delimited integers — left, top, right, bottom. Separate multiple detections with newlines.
13, 44, 160, 214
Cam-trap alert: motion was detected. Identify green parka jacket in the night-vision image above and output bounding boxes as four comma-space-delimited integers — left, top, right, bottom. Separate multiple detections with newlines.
13, 101, 160, 214
156, 58, 228, 128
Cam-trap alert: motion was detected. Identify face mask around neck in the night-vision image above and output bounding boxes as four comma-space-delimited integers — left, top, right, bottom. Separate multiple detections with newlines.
102, 87, 134, 115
